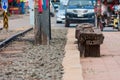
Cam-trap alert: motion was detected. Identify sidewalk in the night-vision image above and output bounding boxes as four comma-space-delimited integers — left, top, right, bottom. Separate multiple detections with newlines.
62, 28, 120, 80
62, 28, 83, 80
81, 32, 120, 80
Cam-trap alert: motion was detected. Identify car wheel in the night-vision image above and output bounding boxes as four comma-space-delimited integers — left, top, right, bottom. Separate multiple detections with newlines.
50, 12, 54, 17
118, 27, 120, 31
56, 21, 62, 23
117, 23, 120, 31
65, 19, 70, 27
117, 25, 120, 31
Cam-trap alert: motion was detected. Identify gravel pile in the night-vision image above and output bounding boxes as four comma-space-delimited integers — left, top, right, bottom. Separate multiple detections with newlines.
0, 28, 67, 80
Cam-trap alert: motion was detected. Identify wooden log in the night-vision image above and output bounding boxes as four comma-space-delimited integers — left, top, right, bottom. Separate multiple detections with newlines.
75, 23, 94, 39
85, 45, 100, 57
76, 23, 104, 57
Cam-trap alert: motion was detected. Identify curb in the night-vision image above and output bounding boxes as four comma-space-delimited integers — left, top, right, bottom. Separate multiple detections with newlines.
62, 28, 84, 80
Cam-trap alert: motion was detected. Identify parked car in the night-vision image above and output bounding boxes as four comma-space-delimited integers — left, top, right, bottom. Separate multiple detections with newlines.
56, 3, 66, 23
65, 0, 96, 27
52, 2, 60, 12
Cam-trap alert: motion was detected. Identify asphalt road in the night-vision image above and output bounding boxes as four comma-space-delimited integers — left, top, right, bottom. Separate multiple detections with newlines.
51, 15, 77, 29
1, 13, 118, 31
51, 15, 120, 31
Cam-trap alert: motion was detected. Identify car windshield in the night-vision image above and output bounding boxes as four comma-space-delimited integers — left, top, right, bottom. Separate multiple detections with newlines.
68, 0, 95, 9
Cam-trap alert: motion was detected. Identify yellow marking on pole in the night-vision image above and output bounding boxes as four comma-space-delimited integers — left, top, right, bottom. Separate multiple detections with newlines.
3, 11, 8, 30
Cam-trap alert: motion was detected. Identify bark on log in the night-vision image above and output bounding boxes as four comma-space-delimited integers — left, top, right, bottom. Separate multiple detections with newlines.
76, 23, 104, 57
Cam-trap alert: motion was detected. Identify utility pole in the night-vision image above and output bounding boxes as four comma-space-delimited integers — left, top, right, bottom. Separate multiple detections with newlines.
34, 0, 51, 45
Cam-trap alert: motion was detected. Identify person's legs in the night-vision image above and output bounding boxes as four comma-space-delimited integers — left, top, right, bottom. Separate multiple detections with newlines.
104, 14, 108, 25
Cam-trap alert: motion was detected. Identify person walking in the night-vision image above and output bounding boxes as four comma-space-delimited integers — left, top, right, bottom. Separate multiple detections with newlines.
101, 1, 109, 17
20, 0, 26, 14
101, 1, 109, 25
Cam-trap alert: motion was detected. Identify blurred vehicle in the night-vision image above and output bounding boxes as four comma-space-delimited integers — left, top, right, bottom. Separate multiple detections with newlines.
51, 0, 60, 12
65, 0, 96, 27
56, 3, 66, 23
52, 2, 60, 12
50, 1, 55, 17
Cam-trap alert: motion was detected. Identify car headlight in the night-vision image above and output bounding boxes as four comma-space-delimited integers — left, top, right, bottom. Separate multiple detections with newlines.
92, 15, 95, 18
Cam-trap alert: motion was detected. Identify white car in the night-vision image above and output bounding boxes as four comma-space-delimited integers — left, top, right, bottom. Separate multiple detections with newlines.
56, 4, 66, 23
50, 1, 55, 17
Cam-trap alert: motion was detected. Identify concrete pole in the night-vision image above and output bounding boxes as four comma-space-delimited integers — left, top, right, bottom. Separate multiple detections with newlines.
34, 8, 42, 45
34, 0, 51, 45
